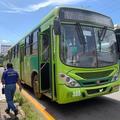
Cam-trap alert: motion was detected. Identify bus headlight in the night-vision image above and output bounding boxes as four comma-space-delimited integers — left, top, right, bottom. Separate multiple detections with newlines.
59, 73, 80, 87
111, 72, 119, 82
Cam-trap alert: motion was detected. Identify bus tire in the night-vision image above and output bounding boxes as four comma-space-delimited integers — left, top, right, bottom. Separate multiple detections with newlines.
32, 75, 42, 99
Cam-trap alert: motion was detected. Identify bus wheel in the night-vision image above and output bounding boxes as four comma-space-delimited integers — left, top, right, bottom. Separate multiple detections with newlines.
33, 75, 42, 99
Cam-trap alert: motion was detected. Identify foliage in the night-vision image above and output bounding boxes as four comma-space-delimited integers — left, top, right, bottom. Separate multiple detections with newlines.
15, 92, 45, 120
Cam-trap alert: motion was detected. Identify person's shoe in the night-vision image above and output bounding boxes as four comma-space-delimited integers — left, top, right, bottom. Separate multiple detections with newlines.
5, 109, 10, 114
14, 109, 18, 116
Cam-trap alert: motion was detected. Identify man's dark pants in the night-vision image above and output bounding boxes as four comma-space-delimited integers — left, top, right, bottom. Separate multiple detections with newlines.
5, 84, 16, 111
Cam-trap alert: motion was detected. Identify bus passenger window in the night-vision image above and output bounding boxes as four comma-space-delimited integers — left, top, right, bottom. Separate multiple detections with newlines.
13, 47, 15, 58
25, 36, 30, 56
32, 30, 39, 54
17, 44, 19, 57
42, 35, 49, 61
14, 45, 19, 58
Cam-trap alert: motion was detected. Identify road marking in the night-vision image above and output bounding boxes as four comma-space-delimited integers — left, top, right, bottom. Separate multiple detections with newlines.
17, 86, 55, 120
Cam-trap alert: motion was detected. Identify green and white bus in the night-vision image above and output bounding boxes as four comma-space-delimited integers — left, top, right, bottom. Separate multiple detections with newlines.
5, 7, 120, 104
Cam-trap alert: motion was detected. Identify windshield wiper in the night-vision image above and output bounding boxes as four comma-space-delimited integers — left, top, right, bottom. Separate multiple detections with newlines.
98, 26, 107, 51
98, 26, 107, 41
75, 23, 86, 52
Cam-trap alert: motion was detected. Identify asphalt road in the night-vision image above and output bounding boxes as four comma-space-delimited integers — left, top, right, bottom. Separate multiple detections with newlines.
23, 83, 120, 120
39, 93, 120, 120
1, 67, 120, 120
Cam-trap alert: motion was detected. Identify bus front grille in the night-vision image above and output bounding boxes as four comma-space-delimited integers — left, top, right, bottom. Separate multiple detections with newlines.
81, 79, 110, 87
76, 70, 113, 79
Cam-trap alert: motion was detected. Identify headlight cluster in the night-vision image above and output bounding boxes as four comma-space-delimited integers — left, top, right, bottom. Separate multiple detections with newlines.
59, 73, 80, 88
111, 72, 119, 82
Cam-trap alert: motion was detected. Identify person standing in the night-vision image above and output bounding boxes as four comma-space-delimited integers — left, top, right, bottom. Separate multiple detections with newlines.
1, 63, 22, 116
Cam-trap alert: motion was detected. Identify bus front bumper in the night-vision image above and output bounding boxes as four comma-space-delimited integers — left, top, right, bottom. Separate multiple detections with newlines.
56, 81, 120, 104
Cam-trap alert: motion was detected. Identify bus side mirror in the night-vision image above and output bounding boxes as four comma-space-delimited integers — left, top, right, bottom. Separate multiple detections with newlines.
54, 19, 61, 35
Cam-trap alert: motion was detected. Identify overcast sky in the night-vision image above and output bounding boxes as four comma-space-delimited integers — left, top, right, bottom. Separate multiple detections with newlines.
0, 0, 120, 45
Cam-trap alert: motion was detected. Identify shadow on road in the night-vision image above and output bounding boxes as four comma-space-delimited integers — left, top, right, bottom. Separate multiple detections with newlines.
40, 96, 120, 120
22, 84, 120, 120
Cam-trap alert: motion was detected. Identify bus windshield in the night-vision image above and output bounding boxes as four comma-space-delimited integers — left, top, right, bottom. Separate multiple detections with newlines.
61, 24, 117, 68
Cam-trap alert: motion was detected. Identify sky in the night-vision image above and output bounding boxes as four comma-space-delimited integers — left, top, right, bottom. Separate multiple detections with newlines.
0, 0, 120, 46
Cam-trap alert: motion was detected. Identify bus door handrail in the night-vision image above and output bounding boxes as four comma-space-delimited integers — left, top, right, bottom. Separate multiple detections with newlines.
39, 45, 49, 72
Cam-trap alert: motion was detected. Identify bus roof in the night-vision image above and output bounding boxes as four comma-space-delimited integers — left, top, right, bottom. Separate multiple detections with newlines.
14, 6, 113, 46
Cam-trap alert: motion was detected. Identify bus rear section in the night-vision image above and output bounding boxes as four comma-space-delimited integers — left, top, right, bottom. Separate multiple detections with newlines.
53, 7, 120, 104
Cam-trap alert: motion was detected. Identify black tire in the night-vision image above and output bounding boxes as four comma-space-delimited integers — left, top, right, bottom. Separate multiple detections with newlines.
32, 75, 42, 99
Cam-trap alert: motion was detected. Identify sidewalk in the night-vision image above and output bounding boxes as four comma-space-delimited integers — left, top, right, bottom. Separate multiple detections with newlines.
0, 82, 24, 120
0, 82, 5, 101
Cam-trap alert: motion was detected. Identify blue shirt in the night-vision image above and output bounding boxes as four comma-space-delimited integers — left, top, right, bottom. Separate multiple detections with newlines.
2, 68, 19, 85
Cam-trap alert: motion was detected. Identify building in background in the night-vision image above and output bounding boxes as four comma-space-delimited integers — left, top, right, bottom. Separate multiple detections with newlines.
0, 44, 11, 55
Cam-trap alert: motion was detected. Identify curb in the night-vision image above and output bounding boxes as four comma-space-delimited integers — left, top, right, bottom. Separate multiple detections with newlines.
17, 86, 55, 120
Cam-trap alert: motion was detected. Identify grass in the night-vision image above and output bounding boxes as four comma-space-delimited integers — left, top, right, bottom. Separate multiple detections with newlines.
14, 92, 45, 120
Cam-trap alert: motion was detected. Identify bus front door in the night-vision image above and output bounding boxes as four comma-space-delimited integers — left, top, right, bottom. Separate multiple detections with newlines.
38, 28, 55, 99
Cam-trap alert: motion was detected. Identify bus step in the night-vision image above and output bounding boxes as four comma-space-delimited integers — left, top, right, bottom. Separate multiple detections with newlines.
43, 91, 52, 99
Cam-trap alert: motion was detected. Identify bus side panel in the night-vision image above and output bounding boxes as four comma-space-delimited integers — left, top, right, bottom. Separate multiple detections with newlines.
22, 55, 38, 87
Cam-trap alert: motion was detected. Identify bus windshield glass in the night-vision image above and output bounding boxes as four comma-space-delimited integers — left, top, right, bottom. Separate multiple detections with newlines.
61, 24, 117, 68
